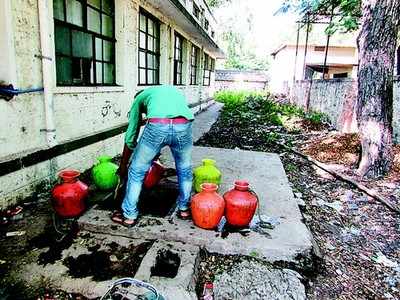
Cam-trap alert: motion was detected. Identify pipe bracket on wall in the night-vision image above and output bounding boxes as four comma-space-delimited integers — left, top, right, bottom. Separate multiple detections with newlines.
0, 84, 44, 101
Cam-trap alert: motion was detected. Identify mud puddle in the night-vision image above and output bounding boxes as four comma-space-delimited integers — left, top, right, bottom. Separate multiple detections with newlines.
63, 242, 152, 281
28, 222, 78, 265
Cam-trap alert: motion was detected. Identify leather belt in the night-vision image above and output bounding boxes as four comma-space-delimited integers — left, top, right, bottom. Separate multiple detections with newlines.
148, 117, 190, 124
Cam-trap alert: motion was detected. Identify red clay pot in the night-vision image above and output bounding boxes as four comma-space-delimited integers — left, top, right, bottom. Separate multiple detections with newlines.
223, 180, 258, 227
191, 183, 225, 229
143, 161, 165, 189
51, 170, 88, 218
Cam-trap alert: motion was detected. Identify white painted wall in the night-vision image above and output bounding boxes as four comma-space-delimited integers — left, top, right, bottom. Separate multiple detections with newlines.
0, 0, 218, 208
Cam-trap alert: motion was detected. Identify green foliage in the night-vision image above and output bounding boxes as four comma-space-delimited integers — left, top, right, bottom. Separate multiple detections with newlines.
279, 0, 361, 33
216, 90, 329, 128
222, 30, 269, 70
264, 132, 280, 144
304, 111, 329, 125
285, 163, 298, 173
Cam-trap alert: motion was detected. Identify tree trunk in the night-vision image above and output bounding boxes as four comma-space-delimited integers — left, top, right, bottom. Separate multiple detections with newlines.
356, 0, 399, 178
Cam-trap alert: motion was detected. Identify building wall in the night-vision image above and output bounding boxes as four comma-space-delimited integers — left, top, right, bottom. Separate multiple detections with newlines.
270, 45, 358, 94
214, 70, 268, 92
292, 78, 400, 144
0, 0, 218, 208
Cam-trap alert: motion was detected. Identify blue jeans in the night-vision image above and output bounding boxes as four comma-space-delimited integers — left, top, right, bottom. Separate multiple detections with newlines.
122, 121, 193, 219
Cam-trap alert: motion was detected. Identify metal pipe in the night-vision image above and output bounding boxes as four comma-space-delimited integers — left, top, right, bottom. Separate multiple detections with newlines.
0, 86, 44, 100
302, 13, 310, 80
323, 8, 334, 79
38, 0, 57, 147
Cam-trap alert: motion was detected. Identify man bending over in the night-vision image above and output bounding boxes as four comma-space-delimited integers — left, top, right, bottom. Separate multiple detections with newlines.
112, 85, 194, 227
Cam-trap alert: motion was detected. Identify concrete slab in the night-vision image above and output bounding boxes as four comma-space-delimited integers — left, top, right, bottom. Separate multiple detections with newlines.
135, 241, 199, 300
79, 147, 313, 263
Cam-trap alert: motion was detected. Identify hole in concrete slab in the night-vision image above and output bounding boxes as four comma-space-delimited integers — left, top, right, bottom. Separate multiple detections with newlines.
138, 182, 179, 217
150, 249, 181, 278
95, 181, 179, 218
63, 242, 152, 281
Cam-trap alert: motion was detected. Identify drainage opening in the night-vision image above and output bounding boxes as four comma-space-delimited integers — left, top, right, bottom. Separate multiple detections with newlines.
95, 180, 179, 217
150, 249, 181, 278
138, 181, 179, 217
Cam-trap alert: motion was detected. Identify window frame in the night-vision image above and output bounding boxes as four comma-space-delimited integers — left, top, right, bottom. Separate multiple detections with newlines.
173, 32, 184, 86
190, 45, 199, 85
53, 0, 116, 86
193, 3, 200, 19
138, 9, 161, 86
204, 19, 209, 31
203, 53, 211, 86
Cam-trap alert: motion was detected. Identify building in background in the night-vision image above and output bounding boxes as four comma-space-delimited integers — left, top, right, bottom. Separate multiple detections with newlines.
269, 43, 358, 94
0, 0, 224, 207
214, 70, 269, 92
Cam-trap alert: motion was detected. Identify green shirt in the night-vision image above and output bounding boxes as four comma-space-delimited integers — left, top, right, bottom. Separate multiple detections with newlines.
125, 85, 195, 149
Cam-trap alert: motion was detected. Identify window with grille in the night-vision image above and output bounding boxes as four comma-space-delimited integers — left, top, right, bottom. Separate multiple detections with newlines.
174, 33, 184, 85
193, 3, 200, 19
203, 53, 211, 86
138, 10, 160, 85
204, 19, 209, 31
53, 0, 116, 86
190, 45, 199, 85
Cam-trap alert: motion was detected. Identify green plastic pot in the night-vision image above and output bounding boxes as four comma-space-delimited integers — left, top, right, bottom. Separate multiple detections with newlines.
92, 155, 119, 190
193, 158, 222, 193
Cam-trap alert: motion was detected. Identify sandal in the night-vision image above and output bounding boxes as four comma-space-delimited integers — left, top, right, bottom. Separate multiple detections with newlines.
177, 209, 191, 220
111, 211, 136, 228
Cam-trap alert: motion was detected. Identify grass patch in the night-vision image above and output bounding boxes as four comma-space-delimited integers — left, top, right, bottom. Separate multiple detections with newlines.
215, 90, 330, 129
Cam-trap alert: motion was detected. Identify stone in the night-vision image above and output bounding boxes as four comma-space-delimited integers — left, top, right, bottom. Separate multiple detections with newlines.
213, 260, 306, 300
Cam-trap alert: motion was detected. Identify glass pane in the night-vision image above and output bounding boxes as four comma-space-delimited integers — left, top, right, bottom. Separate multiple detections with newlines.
96, 62, 103, 83
102, 0, 113, 14
88, 7, 101, 33
139, 14, 146, 31
139, 32, 146, 49
175, 37, 180, 48
102, 14, 113, 37
139, 52, 146, 68
147, 36, 153, 51
147, 54, 154, 68
139, 69, 146, 84
147, 70, 153, 84
53, 0, 65, 21
148, 19, 154, 35
55, 25, 71, 55
104, 63, 114, 84
154, 56, 159, 70
154, 38, 160, 53
154, 24, 160, 38
103, 40, 113, 62
72, 30, 92, 58
56, 56, 72, 84
88, 0, 100, 9
153, 71, 160, 84
95, 38, 102, 60
66, 0, 83, 26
